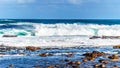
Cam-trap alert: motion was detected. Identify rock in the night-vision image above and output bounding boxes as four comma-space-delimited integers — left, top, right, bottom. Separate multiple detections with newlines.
99, 59, 108, 64
55, 64, 60, 67
65, 59, 71, 62
108, 54, 119, 61
66, 52, 73, 57
72, 65, 80, 68
83, 51, 105, 61
94, 64, 100, 68
8, 64, 14, 68
75, 61, 81, 65
109, 54, 119, 59
26, 46, 41, 51
82, 59, 88, 62
99, 64, 106, 68
39, 53, 48, 57
47, 66, 54, 68
68, 61, 75, 65
38, 53, 53, 57
3, 35, 17, 37
89, 36, 101, 39
34, 65, 40, 68
112, 65, 119, 68
113, 45, 120, 49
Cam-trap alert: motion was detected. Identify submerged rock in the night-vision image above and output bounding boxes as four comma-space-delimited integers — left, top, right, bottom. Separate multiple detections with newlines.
33, 65, 40, 68
112, 65, 119, 68
8, 64, 14, 68
38, 53, 53, 57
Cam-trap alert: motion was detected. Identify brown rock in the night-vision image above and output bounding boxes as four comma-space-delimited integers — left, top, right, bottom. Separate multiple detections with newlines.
113, 45, 120, 49
83, 51, 106, 61
68, 61, 75, 65
75, 61, 81, 65
47, 66, 54, 68
39, 53, 48, 57
99, 64, 106, 68
99, 59, 108, 64
82, 59, 88, 62
108, 54, 119, 61
94, 64, 100, 68
72, 65, 80, 68
26, 46, 41, 51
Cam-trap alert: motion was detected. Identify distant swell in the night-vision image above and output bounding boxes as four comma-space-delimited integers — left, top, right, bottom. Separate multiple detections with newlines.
0, 22, 120, 36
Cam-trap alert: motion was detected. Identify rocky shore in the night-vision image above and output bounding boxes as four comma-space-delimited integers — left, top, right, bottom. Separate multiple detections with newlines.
0, 44, 120, 68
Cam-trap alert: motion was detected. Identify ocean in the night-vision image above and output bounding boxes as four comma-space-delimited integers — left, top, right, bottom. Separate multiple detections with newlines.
0, 19, 120, 68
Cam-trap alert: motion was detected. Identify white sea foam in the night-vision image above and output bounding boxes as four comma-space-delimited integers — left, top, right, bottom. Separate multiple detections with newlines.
1, 23, 120, 36
0, 23, 119, 47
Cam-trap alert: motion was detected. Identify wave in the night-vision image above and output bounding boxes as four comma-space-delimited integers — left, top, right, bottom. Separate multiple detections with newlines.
0, 22, 120, 36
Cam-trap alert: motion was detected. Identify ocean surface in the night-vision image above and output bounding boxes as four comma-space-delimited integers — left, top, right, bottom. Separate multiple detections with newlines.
1, 19, 120, 68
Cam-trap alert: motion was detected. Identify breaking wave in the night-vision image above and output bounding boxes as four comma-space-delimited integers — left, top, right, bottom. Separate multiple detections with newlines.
0, 22, 120, 37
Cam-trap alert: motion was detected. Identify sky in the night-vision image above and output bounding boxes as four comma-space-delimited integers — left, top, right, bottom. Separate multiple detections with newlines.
0, 0, 120, 19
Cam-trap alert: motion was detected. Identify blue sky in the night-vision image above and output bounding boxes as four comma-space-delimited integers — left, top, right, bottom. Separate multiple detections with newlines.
0, 0, 120, 19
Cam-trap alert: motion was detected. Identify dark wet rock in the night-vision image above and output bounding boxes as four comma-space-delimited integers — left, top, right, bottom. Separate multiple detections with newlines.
108, 54, 119, 59
99, 59, 108, 64
33, 65, 40, 68
26, 46, 41, 51
39, 53, 48, 57
89, 36, 101, 39
113, 45, 120, 49
72, 65, 80, 68
55, 64, 60, 68
8, 64, 14, 68
99, 64, 106, 68
83, 51, 106, 61
108, 54, 119, 61
65, 59, 71, 62
38, 53, 53, 57
3, 35, 17, 37
112, 65, 119, 68
68, 61, 75, 65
